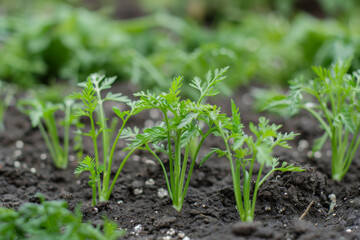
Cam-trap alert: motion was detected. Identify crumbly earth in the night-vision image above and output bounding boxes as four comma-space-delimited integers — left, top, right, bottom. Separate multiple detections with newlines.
0, 83, 359, 240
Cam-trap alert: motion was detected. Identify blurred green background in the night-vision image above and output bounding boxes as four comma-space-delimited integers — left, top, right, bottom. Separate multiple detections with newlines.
1, 0, 359, 97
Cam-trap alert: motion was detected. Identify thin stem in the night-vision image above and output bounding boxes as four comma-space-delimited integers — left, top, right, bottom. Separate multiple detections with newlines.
38, 122, 57, 166
164, 112, 175, 192
251, 163, 265, 220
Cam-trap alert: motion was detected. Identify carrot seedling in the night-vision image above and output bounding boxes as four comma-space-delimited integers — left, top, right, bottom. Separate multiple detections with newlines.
72, 74, 143, 205
0, 80, 16, 132
126, 67, 229, 211
18, 98, 79, 169
203, 101, 304, 222
263, 59, 360, 181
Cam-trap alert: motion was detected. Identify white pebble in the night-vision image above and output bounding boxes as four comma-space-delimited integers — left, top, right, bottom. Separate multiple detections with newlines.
313, 151, 322, 159
144, 119, 154, 128
117, 200, 123, 204
76, 180, 81, 185
162, 236, 171, 240
133, 188, 143, 195
134, 224, 143, 234
93, 207, 98, 213
15, 140, 24, 149
69, 155, 76, 162
40, 153, 47, 160
178, 231, 186, 239
145, 159, 156, 165
183, 236, 190, 240
297, 139, 309, 150
346, 228, 352, 233
145, 178, 155, 186
166, 228, 176, 236
133, 155, 140, 162
149, 109, 160, 119
157, 188, 168, 199
30, 168, 36, 173
14, 161, 21, 168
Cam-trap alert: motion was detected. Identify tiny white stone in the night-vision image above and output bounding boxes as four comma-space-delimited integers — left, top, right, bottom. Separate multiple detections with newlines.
314, 151, 322, 159
40, 153, 47, 160
284, 192, 288, 196
76, 180, 81, 185
93, 207, 98, 213
326, 150, 332, 157
346, 228, 352, 233
166, 228, 176, 236
145, 159, 156, 165
14, 161, 21, 168
133, 155, 140, 162
202, 204, 206, 208
163, 236, 171, 240
144, 119, 154, 128
15, 140, 24, 149
22, 163, 27, 168
69, 155, 76, 162
265, 205, 271, 211
297, 139, 309, 150
157, 188, 168, 199
145, 178, 155, 186
183, 236, 190, 240
149, 109, 160, 119
134, 224, 143, 234
30, 168, 36, 173
117, 200, 123, 204
178, 231, 186, 239
133, 188, 143, 195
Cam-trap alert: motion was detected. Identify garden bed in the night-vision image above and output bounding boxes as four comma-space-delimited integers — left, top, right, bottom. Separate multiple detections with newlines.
0, 82, 359, 240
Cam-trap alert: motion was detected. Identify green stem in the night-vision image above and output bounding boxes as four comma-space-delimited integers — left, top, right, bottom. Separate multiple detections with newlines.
38, 122, 57, 167
105, 147, 139, 200
89, 116, 101, 202
251, 163, 265, 220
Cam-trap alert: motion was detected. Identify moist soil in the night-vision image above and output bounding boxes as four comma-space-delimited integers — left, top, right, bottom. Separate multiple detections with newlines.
0, 82, 359, 240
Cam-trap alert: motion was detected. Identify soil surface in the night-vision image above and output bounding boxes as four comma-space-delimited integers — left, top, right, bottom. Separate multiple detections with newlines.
1, 82, 359, 240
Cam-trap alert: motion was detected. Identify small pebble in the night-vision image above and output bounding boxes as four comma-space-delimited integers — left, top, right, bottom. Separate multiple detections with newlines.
134, 224, 143, 234
14, 161, 20, 168
297, 139, 309, 150
265, 205, 271, 211
346, 229, 352, 233
145, 159, 156, 165
117, 200, 123, 204
162, 236, 171, 240
144, 119, 154, 128
166, 228, 175, 236
133, 155, 140, 162
183, 236, 190, 240
145, 178, 155, 186
149, 109, 160, 119
30, 168, 36, 173
93, 207, 98, 213
40, 153, 47, 160
133, 188, 143, 195
15, 140, 24, 149
157, 188, 168, 198
69, 155, 76, 162
178, 231, 186, 239
313, 151, 322, 159
76, 180, 81, 185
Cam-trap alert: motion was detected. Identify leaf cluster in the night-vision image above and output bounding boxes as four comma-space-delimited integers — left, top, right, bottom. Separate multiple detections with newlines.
0, 195, 124, 240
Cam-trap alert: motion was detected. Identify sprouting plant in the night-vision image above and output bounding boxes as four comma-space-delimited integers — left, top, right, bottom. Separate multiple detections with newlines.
203, 101, 304, 222
262, 59, 360, 181
18, 98, 80, 169
0, 194, 125, 240
0, 80, 16, 132
126, 67, 229, 211
72, 74, 143, 205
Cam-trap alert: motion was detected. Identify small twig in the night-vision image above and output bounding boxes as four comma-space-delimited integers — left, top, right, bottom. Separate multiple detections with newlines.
328, 193, 336, 214
299, 200, 314, 220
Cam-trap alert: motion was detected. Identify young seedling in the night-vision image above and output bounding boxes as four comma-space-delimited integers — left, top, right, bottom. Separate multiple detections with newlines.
203, 101, 304, 222
0, 80, 16, 132
0, 194, 124, 239
126, 67, 229, 211
263, 59, 360, 181
72, 74, 143, 205
18, 98, 79, 169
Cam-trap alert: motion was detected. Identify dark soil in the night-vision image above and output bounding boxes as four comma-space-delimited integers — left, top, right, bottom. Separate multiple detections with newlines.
1, 82, 359, 240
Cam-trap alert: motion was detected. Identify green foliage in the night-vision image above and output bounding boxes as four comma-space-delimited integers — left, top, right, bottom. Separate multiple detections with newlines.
203, 101, 303, 222
72, 74, 141, 205
17, 97, 80, 169
126, 67, 228, 211
0, 194, 124, 240
0, 80, 16, 132
263, 59, 360, 181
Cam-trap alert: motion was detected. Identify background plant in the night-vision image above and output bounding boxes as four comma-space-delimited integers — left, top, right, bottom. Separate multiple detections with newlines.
125, 67, 229, 211
262, 59, 360, 181
0, 80, 16, 132
72, 74, 143, 205
0, 194, 124, 240
17, 98, 79, 169
203, 102, 304, 222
